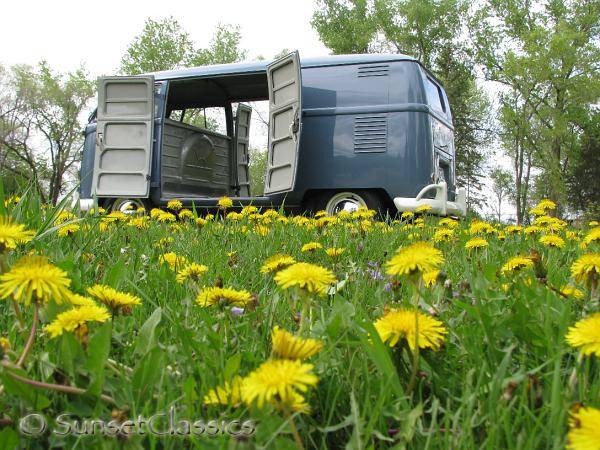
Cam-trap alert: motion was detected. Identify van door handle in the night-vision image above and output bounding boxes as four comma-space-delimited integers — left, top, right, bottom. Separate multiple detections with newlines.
96, 132, 103, 149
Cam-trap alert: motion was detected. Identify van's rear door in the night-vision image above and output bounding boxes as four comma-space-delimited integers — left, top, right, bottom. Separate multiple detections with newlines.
264, 51, 302, 195
92, 76, 155, 197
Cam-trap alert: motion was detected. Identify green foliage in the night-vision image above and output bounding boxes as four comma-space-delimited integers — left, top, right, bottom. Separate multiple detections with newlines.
566, 124, 600, 216
249, 148, 267, 195
489, 166, 514, 221
120, 18, 247, 75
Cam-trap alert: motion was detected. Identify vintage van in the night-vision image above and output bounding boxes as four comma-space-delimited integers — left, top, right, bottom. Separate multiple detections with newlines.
79, 52, 466, 216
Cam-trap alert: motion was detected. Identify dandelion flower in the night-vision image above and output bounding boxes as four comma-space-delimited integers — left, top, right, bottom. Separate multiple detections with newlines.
566, 313, 600, 357
167, 199, 182, 211
465, 237, 488, 250
415, 205, 432, 213
87, 284, 142, 310
274, 262, 336, 296
0, 256, 71, 305
385, 242, 444, 277
196, 287, 253, 307
260, 254, 296, 273
537, 199, 556, 211
501, 256, 534, 274
401, 211, 414, 220
433, 228, 454, 242
570, 254, 600, 284
505, 225, 523, 234
218, 196, 233, 209
176, 263, 208, 283
301, 242, 322, 252
54, 211, 76, 226
203, 376, 243, 407
0, 337, 10, 352
159, 252, 189, 270
271, 326, 323, 360
373, 308, 447, 351
325, 247, 345, 257
128, 217, 149, 229
0, 216, 35, 251
423, 270, 440, 288
45, 305, 110, 338
589, 220, 599, 227
241, 359, 318, 409
529, 207, 546, 216
524, 225, 543, 235
438, 218, 458, 228
560, 286, 585, 300
68, 292, 98, 307
156, 211, 176, 223
567, 405, 600, 450
469, 221, 496, 235
539, 234, 565, 249
583, 227, 600, 246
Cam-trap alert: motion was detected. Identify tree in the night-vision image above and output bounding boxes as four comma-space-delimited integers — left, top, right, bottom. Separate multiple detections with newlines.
566, 122, 600, 216
120, 18, 247, 75
0, 62, 95, 204
470, 0, 600, 216
489, 166, 514, 222
120, 17, 195, 75
311, 0, 492, 213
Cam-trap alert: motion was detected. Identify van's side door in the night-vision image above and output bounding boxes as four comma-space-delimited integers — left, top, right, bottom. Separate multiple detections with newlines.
92, 76, 155, 197
264, 51, 302, 194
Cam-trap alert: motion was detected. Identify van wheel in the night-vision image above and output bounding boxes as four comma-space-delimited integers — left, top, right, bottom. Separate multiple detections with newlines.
108, 198, 150, 214
316, 190, 385, 216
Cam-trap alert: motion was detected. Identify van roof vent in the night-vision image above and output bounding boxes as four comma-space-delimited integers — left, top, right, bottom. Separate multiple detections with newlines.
357, 64, 389, 77
354, 115, 387, 153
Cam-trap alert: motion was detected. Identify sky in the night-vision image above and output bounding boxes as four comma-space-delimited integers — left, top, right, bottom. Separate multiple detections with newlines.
0, 0, 329, 76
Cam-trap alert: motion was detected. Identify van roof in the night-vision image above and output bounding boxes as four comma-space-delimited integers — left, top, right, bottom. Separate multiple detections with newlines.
151, 54, 417, 81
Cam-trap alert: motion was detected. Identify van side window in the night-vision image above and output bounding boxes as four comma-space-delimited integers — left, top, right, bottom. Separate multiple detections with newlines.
425, 78, 446, 113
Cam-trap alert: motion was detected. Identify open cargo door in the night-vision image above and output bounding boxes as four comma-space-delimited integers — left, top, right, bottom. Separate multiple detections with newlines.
264, 51, 302, 195
234, 104, 252, 196
92, 76, 155, 197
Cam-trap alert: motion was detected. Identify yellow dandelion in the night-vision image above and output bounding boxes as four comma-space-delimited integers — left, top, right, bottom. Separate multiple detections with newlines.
241, 359, 318, 409
325, 247, 345, 257
54, 211, 76, 226
203, 376, 244, 407
529, 206, 546, 216
45, 305, 111, 338
226, 212, 243, 221
583, 227, 600, 246
0, 256, 71, 305
218, 196, 233, 209
589, 220, 599, 227
401, 211, 414, 220
176, 209, 192, 220
156, 211, 176, 223
438, 218, 458, 228
88, 207, 106, 215
560, 286, 585, 300
524, 225, 543, 235
373, 308, 447, 351
501, 256, 534, 274
87, 284, 142, 309
566, 231, 579, 241
150, 208, 163, 219
567, 405, 600, 450
505, 225, 523, 234
423, 270, 440, 288
156, 237, 174, 247
0, 215, 35, 251
539, 234, 565, 249
537, 199, 556, 211
570, 254, 600, 284
433, 228, 454, 242
271, 326, 323, 360
566, 313, 600, 357
128, 217, 149, 229
0, 337, 10, 352
196, 287, 253, 307
469, 221, 496, 235
159, 252, 189, 270
68, 292, 97, 307
176, 263, 208, 283
166, 199, 182, 211
195, 217, 207, 227
253, 225, 270, 236
301, 242, 323, 252
274, 262, 336, 296
260, 254, 296, 274
385, 242, 444, 277
136, 207, 145, 214
415, 204, 432, 213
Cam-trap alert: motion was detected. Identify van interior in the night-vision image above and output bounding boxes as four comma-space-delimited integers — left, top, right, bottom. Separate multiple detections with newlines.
161, 73, 269, 199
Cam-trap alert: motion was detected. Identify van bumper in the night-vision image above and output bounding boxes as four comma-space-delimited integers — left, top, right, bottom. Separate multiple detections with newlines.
393, 182, 466, 217
75, 198, 95, 212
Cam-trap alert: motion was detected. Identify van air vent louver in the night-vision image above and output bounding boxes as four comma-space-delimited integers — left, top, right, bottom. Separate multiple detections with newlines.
357, 64, 389, 77
354, 115, 387, 153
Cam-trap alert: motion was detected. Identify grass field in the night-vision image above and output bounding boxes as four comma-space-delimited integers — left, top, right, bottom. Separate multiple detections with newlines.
0, 192, 599, 450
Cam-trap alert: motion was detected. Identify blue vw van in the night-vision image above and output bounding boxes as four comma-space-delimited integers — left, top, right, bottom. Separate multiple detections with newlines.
79, 52, 466, 216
